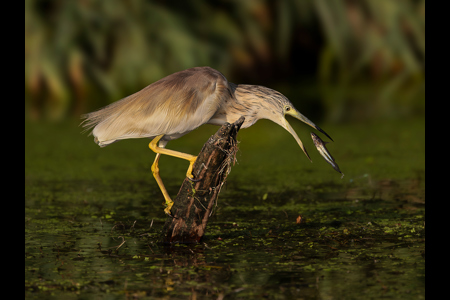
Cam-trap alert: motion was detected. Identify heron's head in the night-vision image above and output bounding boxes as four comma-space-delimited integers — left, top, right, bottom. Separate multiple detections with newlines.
279, 101, 333, 161
241, 85, 333, 161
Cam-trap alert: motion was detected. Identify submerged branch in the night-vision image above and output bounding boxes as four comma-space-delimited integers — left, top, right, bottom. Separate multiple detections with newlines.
159, 117, 244, 244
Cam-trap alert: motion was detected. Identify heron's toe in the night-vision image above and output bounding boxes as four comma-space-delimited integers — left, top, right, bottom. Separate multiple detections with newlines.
164, 210, 176, 218
164, 202, 177, 218
164, 199, 173, 212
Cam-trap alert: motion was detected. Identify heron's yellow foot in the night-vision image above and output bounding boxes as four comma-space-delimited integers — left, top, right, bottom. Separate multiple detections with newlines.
186, 156, 198, 180
164, 199, 175, 216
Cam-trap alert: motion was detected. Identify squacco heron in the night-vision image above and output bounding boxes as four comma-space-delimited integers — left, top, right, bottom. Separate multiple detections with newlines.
82, 67, 332, 215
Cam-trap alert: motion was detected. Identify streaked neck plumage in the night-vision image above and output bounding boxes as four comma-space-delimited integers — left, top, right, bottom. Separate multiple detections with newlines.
210, 83, 288, 128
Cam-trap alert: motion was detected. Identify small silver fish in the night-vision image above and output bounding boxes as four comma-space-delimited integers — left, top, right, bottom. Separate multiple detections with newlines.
310, 132, 344, 179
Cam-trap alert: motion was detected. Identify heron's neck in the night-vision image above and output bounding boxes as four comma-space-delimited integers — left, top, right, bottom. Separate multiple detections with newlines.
221, 84, 258, 128
209, 83, 283, 128
232, 84, 284, 127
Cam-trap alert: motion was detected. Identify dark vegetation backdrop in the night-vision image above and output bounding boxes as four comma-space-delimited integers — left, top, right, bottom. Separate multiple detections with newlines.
25, 0, 425, 123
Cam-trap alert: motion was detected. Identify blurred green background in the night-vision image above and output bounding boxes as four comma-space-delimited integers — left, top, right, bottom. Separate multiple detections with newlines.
25, 0, 425, 122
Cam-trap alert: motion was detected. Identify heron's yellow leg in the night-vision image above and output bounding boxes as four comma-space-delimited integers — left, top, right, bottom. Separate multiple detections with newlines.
149, 135, 198, 179
149, 135, 198, 215
151, 153, 174, 215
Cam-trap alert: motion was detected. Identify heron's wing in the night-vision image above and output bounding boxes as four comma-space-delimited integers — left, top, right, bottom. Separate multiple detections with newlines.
82, 67, 233, 146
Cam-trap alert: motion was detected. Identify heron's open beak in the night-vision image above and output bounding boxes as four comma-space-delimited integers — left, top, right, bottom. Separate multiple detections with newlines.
283, 109, 333, 162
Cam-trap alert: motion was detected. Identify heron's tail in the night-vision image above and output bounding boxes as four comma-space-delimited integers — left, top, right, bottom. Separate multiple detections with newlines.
80, 100, 127, 147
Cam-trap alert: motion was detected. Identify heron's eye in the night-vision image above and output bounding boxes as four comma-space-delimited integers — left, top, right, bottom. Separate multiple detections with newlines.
285, 106, 291, 112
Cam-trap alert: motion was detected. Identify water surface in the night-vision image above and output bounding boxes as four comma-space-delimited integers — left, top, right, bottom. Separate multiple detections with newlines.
25, 118, 425, 299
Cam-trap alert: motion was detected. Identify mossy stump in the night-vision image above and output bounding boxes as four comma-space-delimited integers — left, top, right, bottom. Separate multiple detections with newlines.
159, 116, 244, 244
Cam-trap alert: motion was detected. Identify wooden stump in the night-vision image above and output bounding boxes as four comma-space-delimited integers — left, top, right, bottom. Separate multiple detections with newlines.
159, 116, 245, 244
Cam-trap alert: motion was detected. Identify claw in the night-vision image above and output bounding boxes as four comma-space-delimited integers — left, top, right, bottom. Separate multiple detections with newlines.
165, 210, 178, 219
187, 176, 201, 182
